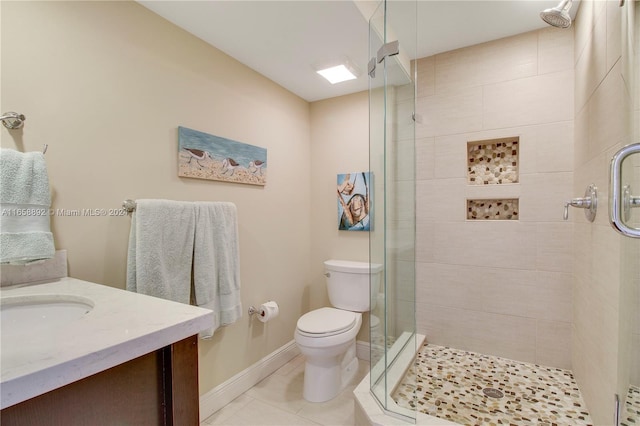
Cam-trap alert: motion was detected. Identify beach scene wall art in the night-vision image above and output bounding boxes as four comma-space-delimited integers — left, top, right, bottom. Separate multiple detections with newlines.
178, 126, 267, 186
337, 172, 372, 231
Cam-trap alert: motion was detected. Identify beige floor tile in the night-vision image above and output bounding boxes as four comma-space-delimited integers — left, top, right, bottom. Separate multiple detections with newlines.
201, 394, 254, 425
244, 362, 307, 414
201, 356, 371, 426
214, 399, 322, 426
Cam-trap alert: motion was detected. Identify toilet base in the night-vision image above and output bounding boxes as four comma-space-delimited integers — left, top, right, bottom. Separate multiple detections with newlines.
341, 354, 359, 389
302, 342, 358, 403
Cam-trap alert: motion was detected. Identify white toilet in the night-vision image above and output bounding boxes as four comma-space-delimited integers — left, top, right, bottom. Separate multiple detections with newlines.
294, 259, 382, 403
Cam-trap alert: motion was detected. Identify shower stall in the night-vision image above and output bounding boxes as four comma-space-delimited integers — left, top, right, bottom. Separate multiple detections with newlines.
367, 0, 419, 423
364, 0, 640, 425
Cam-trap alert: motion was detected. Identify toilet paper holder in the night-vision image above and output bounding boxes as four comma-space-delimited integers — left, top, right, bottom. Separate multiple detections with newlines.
248, 306, 262, 316
248, 301, 278, 319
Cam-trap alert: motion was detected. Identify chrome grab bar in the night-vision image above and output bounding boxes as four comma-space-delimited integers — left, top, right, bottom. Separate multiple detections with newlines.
609, 143, 640, 238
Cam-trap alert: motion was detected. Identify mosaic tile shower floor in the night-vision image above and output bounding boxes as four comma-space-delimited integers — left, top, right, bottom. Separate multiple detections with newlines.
392, 344, 593, 426
622, 386, 640, 426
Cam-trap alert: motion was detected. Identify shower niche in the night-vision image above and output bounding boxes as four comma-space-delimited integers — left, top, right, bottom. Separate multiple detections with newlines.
467, 137, 519, 220
467, 137, 519, 185
467, 198, 519, 220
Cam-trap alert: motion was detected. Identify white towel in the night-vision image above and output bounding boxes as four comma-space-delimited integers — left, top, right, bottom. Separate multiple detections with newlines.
126, 199, 242, 339
193, 202, 242, 338
126, 199, 195, 303
0, 148, 55, 264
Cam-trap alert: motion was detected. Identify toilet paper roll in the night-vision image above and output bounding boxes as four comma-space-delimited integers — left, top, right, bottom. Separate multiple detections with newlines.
257, 301, 279, 323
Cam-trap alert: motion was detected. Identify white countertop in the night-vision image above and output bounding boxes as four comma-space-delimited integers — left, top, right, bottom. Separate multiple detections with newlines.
0, 277, 214, 409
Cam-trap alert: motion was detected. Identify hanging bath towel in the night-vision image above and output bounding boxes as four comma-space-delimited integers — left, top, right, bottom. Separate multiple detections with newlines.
0, 148, 55, 264
193, 201, 242, 338
126, 199, 196, 303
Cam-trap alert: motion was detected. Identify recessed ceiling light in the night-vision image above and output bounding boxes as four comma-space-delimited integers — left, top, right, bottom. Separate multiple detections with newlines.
316, 64, 358, 84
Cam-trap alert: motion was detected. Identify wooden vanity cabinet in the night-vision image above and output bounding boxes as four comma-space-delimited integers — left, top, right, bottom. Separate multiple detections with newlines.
0, 335, 199, 426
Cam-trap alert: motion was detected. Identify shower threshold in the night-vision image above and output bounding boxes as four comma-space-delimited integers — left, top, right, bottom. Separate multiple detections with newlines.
355, 338, 594, 426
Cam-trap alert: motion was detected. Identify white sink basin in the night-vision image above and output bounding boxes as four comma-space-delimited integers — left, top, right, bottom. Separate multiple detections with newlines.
1, 294, 94, 334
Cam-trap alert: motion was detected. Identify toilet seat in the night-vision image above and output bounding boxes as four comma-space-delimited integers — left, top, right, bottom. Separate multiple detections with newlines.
296, 307, 357, 337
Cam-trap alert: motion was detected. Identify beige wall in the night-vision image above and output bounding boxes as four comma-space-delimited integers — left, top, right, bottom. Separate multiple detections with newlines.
572, 0, 638, 423
309, 92, 371, 341
0, 1, 313, 395
414, 27, 576, 369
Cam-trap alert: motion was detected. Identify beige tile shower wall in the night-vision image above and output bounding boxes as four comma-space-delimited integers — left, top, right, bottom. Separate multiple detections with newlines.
415, 27, 575, 369
572, 0, 637, 424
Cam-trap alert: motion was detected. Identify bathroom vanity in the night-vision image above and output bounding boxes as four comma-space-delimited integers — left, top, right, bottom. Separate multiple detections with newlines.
0, 277, 213, 425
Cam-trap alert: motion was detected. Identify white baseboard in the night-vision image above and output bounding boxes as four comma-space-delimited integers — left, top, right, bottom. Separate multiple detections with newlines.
199, 340, 300, 421
199, 338, 372, 421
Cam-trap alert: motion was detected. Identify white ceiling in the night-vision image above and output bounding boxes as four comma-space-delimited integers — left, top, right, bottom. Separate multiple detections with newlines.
138, 1, 578, 102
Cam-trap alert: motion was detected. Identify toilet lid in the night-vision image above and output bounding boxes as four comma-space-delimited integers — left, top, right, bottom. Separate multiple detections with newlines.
297, 307, 357, 336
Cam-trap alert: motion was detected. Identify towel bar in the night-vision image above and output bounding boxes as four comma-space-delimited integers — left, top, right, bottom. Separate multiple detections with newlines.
1, 112, 26, 130
123, 199, 136, 214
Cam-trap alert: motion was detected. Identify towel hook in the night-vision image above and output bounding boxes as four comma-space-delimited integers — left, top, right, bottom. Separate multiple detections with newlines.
1, 112, 26, 130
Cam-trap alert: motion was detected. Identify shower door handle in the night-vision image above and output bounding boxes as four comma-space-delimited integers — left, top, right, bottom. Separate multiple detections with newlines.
609, 143, 640, 238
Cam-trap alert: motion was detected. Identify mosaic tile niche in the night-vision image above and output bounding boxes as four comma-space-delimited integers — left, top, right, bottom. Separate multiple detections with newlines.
466, 137, 520, 221
467, 137, 519, 185
467, 199, 519, 220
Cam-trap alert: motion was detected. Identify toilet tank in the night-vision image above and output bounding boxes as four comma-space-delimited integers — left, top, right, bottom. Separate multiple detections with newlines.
324, 260, 383, 312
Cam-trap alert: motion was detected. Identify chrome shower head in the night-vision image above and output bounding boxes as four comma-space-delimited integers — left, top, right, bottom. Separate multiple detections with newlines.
540, 0, 573, 28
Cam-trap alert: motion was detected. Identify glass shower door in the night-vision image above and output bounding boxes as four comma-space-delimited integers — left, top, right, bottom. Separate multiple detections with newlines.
615, 3, 640, 421
368, 0, 417, 421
